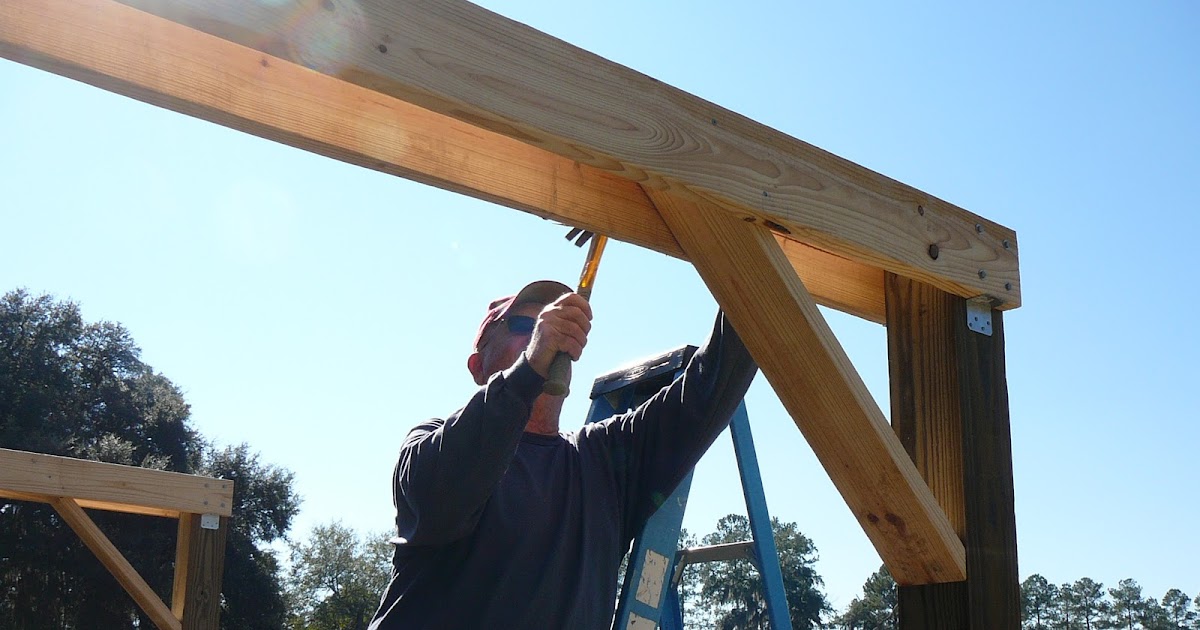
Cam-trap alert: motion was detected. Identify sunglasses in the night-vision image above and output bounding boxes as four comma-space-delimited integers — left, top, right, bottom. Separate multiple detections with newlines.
499, 315, 536, 335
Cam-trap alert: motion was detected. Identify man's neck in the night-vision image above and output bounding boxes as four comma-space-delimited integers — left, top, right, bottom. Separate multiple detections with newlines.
524, 394, 563, 436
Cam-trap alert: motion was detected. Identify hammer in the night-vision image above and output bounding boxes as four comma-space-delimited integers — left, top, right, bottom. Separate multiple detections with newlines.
544, 227, 608, 396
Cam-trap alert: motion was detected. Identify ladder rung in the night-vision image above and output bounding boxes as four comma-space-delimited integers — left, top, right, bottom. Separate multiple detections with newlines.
671, 541, 758, 589
676, 541, 756, 566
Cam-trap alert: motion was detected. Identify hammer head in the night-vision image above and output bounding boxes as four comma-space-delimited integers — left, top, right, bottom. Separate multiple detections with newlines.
564, 227, 594, 247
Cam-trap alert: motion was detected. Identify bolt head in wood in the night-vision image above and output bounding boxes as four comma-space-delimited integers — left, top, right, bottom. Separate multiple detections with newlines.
978, 269, 987, 279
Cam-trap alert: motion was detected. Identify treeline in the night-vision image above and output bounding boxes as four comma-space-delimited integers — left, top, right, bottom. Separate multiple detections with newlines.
1021, 575, 1197, 630
825, 568, 1199, 630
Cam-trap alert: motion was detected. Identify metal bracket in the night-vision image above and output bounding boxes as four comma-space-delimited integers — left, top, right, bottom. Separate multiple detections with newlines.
966, 296, 994, 336
200, 513, 220, 530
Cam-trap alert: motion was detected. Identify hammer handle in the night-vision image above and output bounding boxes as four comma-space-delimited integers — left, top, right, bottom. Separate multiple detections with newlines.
543, 235, 607, 396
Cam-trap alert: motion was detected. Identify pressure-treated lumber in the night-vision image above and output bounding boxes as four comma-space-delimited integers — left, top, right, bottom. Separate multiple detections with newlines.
0, 448, 232, 518
887, 278, 966, 539
957, 301, 1020, 627
172, 514, 193, 618
51, 497, 183, 630
106, 0, 1019, 308
172, 513, 229, 630
886, 274, 1020, 627
650, 188, 965, 584
0, 489, 182, 518
0, 0, 888, 322
887, 275, 970, 625
777, 235, 885, 322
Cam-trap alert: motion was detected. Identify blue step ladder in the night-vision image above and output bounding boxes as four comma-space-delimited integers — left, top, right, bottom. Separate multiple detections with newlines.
584, 345, 793, 630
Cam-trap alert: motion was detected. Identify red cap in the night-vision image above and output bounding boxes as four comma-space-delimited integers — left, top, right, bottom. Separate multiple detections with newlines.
472, 280, 572, 350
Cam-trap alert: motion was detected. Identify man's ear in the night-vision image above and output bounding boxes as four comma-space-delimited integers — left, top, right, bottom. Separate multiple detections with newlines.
467, 352, 486, 386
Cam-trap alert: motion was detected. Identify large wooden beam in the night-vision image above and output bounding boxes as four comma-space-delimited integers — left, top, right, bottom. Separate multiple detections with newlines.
0, 0, 889, 322
886, 274, 1020, 626
0, 448, 233, 518
52, 497, 183, 630
650, 189, 965, 585
105, 0, 1020, 309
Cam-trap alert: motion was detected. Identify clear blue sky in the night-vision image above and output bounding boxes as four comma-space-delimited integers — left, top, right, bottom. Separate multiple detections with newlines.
2, 0, 1197, 611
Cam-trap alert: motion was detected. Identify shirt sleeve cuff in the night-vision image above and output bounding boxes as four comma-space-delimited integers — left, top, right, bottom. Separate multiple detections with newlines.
502, 353, 547, 403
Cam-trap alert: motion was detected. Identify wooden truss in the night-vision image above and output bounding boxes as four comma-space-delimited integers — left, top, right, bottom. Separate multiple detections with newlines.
0, 0, 1020, 625
0, 448, 232, 630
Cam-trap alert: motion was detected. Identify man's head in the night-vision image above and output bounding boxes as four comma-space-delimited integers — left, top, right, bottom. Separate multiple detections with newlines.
468, 280, 571, 386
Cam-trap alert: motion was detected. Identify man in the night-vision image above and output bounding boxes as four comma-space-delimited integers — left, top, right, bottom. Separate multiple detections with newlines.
369, 280, 758, 629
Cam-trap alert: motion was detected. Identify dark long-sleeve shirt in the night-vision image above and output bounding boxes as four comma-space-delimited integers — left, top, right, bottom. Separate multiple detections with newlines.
369, 313, 757, 629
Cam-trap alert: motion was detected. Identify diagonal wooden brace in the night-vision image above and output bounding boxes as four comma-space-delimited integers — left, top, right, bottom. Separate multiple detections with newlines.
648, 187, 966, 584
51, 497, 183, 630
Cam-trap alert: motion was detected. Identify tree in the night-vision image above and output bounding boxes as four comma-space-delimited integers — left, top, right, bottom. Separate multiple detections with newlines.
833, 565, 897, 630
286, 521, 392, 630
0, 289, 195, 629
695, 514, 830, 629
770, 519, 831, 629
1055, 581, 1081, 630
1160, 589, 1194, 629
1109, 578, 1145, 630
1068, 578, 1110, 630
0, 289, 299, 629
1023, 574, 1059, 629
1139, 597, 1172, 630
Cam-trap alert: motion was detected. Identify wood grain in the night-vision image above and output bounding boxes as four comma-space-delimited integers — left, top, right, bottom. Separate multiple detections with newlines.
0, 488, 181, 518
175, 513, 228, 630
108, 0, 1021, 308
958, 309, 1020, 628
0, 448, 232, 517
779, 236, 885, 323
649, 188, 965, 585
887, 274, 970, 624
52, 498, 183, 630
897, 582, 969, 629
0, 0, 888, 322
171, 514, 193, 618
886, 275, 966, 538
886, 274, 1021, 627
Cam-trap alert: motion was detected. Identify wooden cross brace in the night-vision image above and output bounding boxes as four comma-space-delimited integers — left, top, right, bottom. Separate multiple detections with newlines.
0, 449, 232, 630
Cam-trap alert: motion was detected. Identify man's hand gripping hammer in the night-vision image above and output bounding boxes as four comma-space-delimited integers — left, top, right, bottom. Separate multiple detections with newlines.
543, 228, 608, 396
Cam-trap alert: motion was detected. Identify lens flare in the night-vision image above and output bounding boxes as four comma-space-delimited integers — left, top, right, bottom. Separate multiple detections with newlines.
249, 0, 369, 76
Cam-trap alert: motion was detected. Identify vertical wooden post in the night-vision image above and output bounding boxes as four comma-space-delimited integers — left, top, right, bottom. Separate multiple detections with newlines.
173, 513, 228, 630
957, 295, 1020, 628
886, 274, 969, 628
886, 274, 1019, 628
